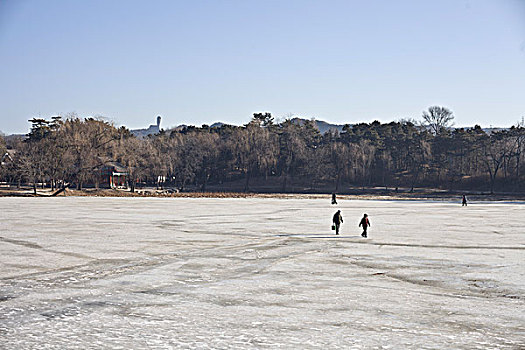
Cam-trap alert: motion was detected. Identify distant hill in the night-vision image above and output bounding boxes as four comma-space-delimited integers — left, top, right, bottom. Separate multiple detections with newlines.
290, 118, 346, 134
95, 115, 512, 137
4, 134, 25, 143
161, 119, 346, 134
310, 119, 346, 134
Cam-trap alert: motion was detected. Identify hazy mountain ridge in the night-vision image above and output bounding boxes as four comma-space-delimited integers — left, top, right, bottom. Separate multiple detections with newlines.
162, 118, 347, 135
0, 118, 510, 138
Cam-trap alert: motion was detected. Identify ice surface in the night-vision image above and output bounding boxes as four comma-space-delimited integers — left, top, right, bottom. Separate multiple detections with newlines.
0, 197, 524, 349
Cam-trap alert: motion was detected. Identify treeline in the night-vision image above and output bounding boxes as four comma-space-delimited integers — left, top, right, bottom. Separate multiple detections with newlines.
1, 107, 524, 194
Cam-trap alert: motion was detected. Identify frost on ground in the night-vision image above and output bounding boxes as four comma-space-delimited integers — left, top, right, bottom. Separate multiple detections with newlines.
0, 197, 524, 349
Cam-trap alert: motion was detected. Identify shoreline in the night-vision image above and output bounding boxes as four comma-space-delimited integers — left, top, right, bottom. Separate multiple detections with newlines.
1, 187, 525, 202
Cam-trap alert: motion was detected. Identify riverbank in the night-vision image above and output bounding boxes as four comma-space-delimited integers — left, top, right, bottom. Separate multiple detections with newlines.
1, 186, 524, 201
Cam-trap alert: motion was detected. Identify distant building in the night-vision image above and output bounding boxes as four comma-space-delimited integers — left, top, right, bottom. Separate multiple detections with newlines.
98, 161, 129, 188
131, 116, 162, 137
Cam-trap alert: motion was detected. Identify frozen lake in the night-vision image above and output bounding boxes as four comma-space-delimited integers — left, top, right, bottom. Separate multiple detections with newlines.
0, 197, 524, 349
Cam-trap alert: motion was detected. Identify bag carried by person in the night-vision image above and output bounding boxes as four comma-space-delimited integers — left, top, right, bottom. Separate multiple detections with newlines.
331, 224, 336, 230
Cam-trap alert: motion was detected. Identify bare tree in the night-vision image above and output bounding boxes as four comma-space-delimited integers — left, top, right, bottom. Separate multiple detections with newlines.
17, 139, 49, 195
278, 120, 307, 192
422, 106, 454, 135
319, 132, 351, 192
58, 116, 118, 190
195, 132, 220, 191
355, 140, 375, 190
509, 123, 525, 179
481, 130, 513, 194
230, 119, 277, 192
115, 132, 149, 193
0, 133, 6, 159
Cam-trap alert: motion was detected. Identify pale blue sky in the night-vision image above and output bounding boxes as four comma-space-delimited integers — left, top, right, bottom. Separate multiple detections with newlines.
0, 0, 524, 134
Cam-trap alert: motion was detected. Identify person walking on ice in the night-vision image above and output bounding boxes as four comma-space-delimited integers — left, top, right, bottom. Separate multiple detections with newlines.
332, 210, 343, 235
331, 193, 337, 205
359, 213, 370, 238
462, 195, 468, 206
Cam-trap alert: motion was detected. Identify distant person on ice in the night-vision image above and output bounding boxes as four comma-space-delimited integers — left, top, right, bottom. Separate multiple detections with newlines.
462, 195, 468, 206
332, 210, 343, 235
359, 214, 370, 238
331, 193, 337, 205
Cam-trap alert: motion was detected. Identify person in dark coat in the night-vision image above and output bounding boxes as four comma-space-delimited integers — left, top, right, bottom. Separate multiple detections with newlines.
331, 193, 337, 205
462, 195, 468, 206
332, 210, 343, 235
359, 214, 370, 238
